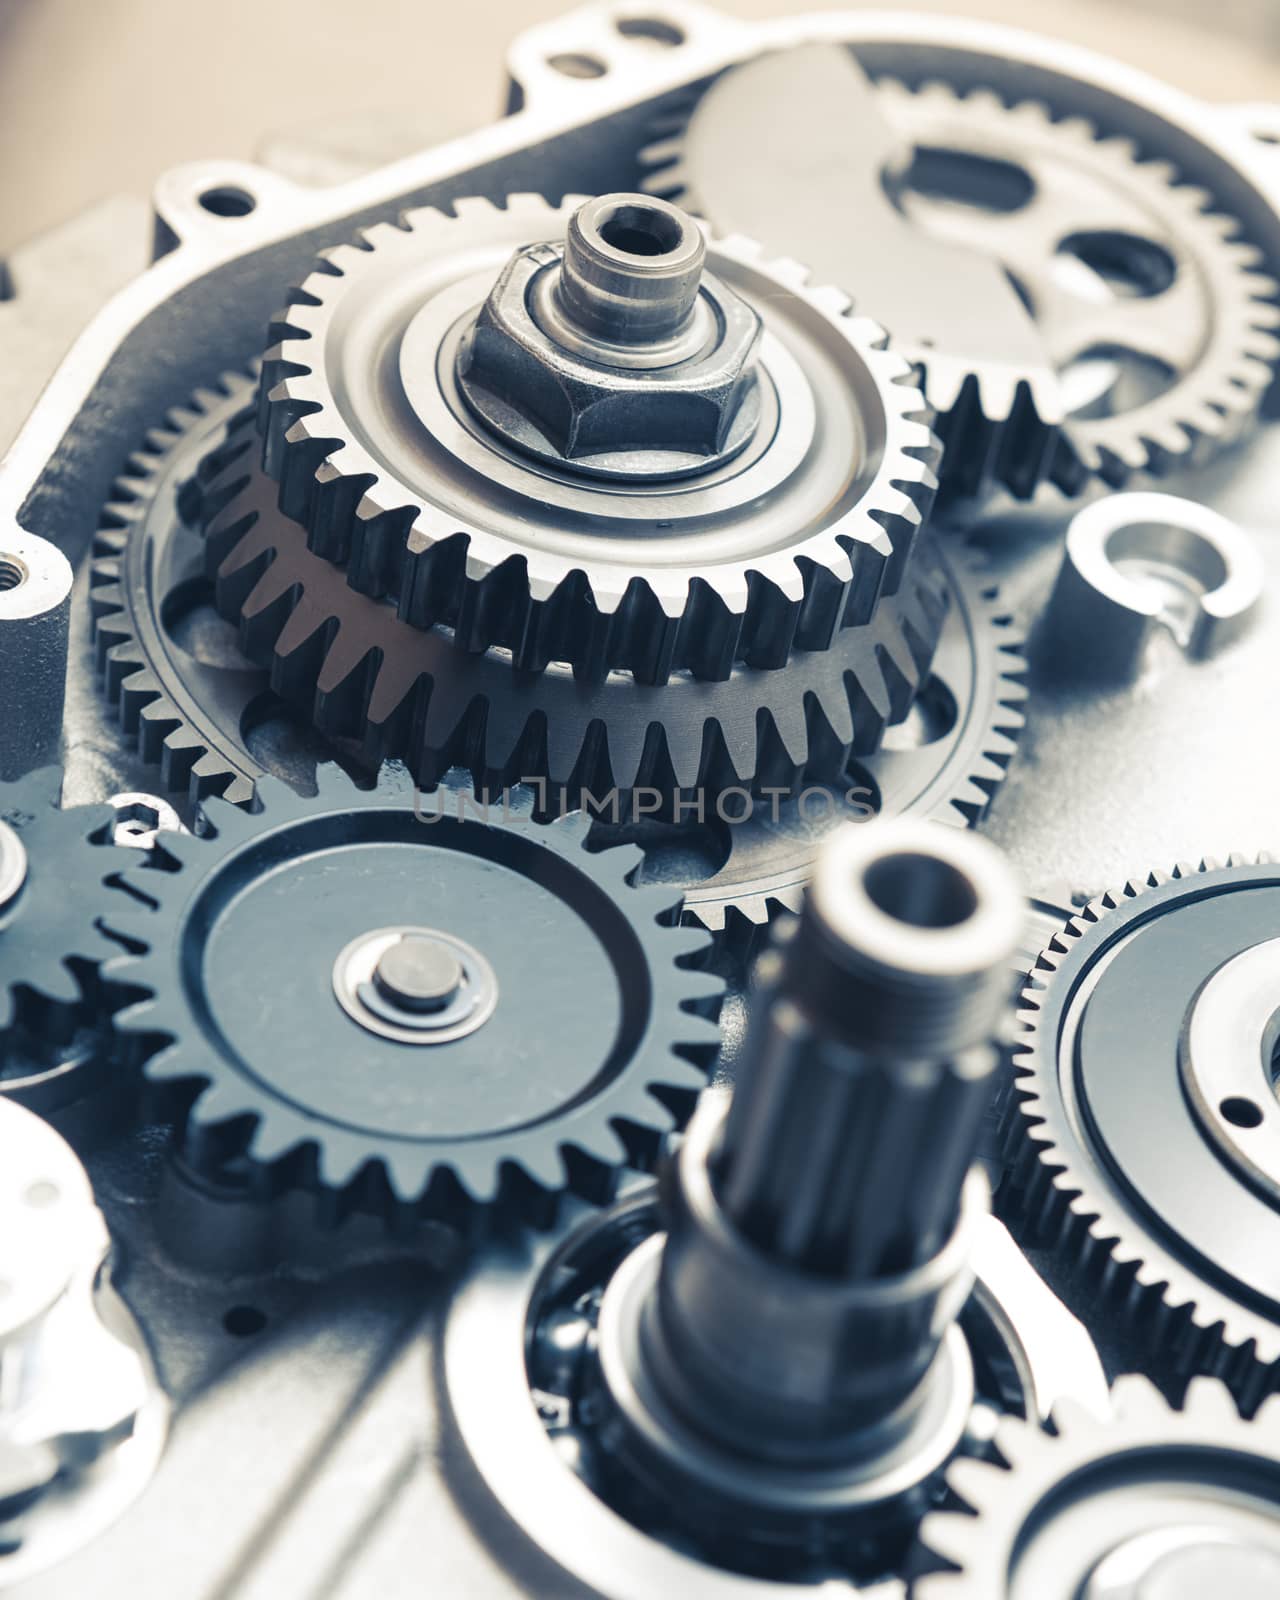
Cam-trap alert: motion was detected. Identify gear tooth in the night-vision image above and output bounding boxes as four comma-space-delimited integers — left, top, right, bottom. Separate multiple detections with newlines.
943, 1455, 1006, 1513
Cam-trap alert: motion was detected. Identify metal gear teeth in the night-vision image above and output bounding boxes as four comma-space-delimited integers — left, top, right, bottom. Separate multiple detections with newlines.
672, 537, 1025, 956
877, 78, 1280, 494
90, 373, 260, 808
637, 93, 1062, 503
257, 194, 939, 684
104, 766, 723, 1230
915, 1374, 1280, 1596
1004, 855, 1280, 1412
0, 768, 133, 1034
201, 420, 945, 810
643, 72, 1280, 499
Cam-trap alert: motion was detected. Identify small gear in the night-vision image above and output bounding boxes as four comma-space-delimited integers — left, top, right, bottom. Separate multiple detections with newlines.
641, 64, 1280, 497
105, 766, 722, 1228
0, 770, 130, 1118
915, 1375, 1280, 1597
661, 538, 1025, 947
1008, 858, 1280, 1411
259, 193, 939, 683
201, 422, 946, 810
90, 375, 264, 807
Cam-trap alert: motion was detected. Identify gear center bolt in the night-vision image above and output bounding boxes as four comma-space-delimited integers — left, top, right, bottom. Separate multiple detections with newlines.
332, 926, 499, 1046
455, 193, 766, 480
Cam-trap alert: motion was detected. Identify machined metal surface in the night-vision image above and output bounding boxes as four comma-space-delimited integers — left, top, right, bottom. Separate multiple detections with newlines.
917, 1376, 1280, 1598
445, 1190, 1104, 1600
3, 2, 1280, 1594
0, 1098, 167, 1588
259, 193, 937, 684
1010, 859, 1280, 1406
1041, 490, 1264, 678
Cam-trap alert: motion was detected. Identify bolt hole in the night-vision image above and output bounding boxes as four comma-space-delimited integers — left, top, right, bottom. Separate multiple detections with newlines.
616, 16, 685, 46
223, 1304, 268, 1337
23, 1180, 59, 1208
1221, 1096, 1264, 1129
0, 556, 27, 594
198, 186, 256, 219
863, 851, 979, 931
598, 203, 683, 258
546, 52, 607, 79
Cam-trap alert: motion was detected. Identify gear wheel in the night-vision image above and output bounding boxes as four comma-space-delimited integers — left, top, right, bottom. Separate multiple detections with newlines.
201, 421, 946, 810
105, 766, 722, 1228
1008, 858, 1280, 1412
0, 770, 130, 1118
90, 375, 264, 807
641, 65, 1280, 497
258, 193, 939, 683
915, 1375, 1280, 1597
881, 80, 1280, 492
656, 537, 1025, 948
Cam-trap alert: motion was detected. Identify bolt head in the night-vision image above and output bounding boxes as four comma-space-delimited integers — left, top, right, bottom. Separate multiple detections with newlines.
456, 243, 764, 477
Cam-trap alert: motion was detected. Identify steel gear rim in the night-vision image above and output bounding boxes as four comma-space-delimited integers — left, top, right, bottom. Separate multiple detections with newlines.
201, 423, 947, 809
666, 537, 1025, 947
90, 375, 264, 808
1007, 857, 1280, 1403
105, 766, 722, 1226
259, 193, 939, 683
915, 1375, 1280, 1597
876, 78, 1280, 493
639, 66, 1280, 499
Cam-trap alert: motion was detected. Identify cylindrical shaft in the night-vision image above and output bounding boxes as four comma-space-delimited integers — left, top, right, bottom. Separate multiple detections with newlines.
647, 819, 1023, 1453
558, 193, 707, 344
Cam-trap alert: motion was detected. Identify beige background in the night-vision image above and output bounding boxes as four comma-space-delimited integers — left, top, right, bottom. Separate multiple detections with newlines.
2, 0, 1280, 255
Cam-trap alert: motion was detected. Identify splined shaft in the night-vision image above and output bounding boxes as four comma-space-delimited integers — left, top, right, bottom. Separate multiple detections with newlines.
597, 819, 1023, 1476
715, 824, 1016, 1279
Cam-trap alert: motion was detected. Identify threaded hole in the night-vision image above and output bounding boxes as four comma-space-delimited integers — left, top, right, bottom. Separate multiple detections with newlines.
0, 556, 27, 594
863, 852, 978, 930
598, 203, 683, 257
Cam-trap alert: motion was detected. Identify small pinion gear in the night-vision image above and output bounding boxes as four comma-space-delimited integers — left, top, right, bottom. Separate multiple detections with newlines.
105, 766, 722, 1228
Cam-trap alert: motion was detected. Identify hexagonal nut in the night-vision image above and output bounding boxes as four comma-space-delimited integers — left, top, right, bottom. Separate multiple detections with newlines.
457, 244, 764, 471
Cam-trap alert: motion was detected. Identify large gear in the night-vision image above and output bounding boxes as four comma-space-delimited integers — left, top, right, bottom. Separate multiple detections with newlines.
881, 79, 1280, 493
258, 193, 939, 683
90, 376, 263, 808
656, 537, 1025, 946
0, 770, 131, 1119
640, 60, 1280, 497
201, 421, 946, 810
915, 1375, 1280, 1597
1008, 858, 1280, 1411
105, 766, 722, 1227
